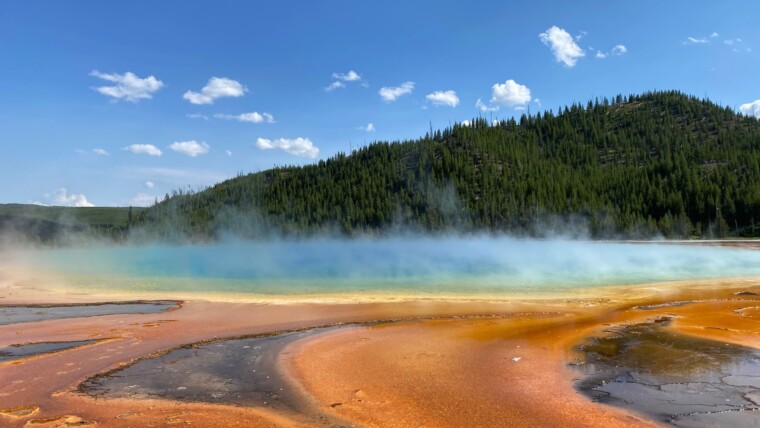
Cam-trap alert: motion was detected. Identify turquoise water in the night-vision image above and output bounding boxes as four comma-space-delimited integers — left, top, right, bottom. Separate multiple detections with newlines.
17, 238, 760, 296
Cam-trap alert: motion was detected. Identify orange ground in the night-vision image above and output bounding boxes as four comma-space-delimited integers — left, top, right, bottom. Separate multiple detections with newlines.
2, 269, 760, 427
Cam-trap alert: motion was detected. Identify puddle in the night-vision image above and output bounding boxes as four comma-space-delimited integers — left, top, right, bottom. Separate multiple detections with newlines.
0, 301, 179, 325
575, 317, 760, 426
79, 325, 359, 426
0, 340, 99, 363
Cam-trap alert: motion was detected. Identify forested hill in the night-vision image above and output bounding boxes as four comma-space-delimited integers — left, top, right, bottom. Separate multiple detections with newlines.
135, 91, 760, 239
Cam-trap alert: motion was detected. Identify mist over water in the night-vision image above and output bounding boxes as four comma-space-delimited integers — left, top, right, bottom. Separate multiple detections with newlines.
14, 237, 760, 296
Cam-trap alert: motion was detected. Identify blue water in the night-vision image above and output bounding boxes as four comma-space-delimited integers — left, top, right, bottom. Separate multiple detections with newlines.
20, 237, 760, 296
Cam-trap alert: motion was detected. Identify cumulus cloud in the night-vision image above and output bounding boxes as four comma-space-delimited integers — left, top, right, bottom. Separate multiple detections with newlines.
332, 70, 361, 82
426, 90, 460, 107
379, 81, 415, 102
539, 26, 585, 67
124, 144, 162, 156
214, 112, 275, 123
256, 137, 319, 158
183, 77, 247, 105
595, 51, 607, 59
358, 123, 375, 132
739, 100, 760, 118
325, 70, 363, 91
144, 181, 155, 189
711, 32, 719, 38
169, 140, 210, 157
90, 70, 164, 102
490, 79, 532, 108
476, 98, 499, 112
92, 148, 110, 156
461, 120, 472, 127
51, 188, 94, 207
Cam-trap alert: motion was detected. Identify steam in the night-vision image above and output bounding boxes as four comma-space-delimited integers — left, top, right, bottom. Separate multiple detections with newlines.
13, 236, 760, 296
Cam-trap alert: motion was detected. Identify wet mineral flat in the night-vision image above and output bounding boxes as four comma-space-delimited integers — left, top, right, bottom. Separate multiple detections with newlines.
0, 300, 178, 325
576, 317, 760, 427
79, 325, 358, 426
0, 340, 99, 363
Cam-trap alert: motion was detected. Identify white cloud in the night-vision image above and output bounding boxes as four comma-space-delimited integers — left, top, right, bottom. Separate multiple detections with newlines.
711, 32, 719, 38
426, 90, 460, 107
183, 77, 247, 105
51, 188, 94, 207
379, 81, 415, 102
324, 81, 346, 92
612, 44, 627, 55
539, 26, 585, 67
325, 70, 363, 91
359, 123, 375, 132
90, 70, 164, 102
256, 137, 319, 158
596, 44, 627, 59
131, 193, 155, 207
92, 148, 110, 156
332, 70, 361, 82
686, 36, 709, 44
214, 112, 275, 123
739, 100, 760, 118
169, 140, 210, 157
490, 79, 532, 108
144, 181, 155, 189
461, 120, 471, 127
476, 98, 498, 112
186, 113, 209, 120
225, 150, 233, 156
124, 144, 162, 156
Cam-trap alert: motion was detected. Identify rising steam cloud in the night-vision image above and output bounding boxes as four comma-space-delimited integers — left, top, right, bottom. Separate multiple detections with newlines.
13, 236, 760, 296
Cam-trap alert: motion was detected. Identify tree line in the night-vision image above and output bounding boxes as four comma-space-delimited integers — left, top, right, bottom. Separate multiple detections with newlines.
133, 90, 760, 240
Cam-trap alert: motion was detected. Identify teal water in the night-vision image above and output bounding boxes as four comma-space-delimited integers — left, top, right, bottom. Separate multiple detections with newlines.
17, 238, 760, 296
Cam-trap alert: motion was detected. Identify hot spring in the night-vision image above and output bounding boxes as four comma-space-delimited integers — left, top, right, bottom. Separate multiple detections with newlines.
11, 237, 760, 298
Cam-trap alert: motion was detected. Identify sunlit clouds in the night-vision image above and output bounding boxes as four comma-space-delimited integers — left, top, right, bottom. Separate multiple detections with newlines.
90, 71, 164, 102
184, 77, 248, 105
256, 137, 319, 158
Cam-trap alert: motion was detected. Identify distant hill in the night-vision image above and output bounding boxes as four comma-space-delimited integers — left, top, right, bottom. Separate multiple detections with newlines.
0, 204, 138, 243
9, 90, 760, 243
132, 91, 760, 239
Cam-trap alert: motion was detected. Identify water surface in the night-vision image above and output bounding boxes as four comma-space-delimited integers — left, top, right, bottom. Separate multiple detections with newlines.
16, 238, 760, 297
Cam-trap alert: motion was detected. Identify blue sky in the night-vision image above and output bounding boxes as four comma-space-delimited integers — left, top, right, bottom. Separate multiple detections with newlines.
1, 1, 759, 207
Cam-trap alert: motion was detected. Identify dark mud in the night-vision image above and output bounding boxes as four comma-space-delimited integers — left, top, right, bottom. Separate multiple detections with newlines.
0, 300, 179, 325
0, 339, 99, 363
79, 325, 361, 426
575, 317, 760, 427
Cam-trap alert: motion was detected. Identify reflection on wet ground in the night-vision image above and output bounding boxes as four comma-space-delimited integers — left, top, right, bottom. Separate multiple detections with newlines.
79, 325, 358, 427
0, 300, 179, 325
0, 340, 99, 363
575, 317, 760, 427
